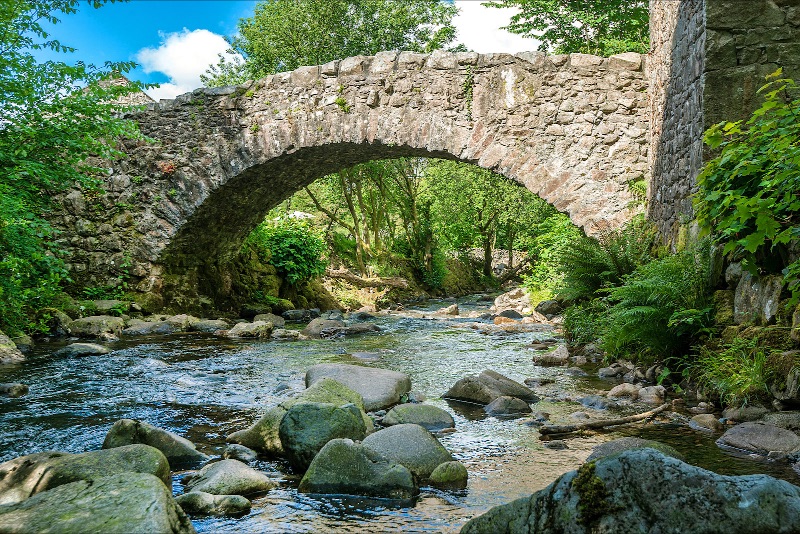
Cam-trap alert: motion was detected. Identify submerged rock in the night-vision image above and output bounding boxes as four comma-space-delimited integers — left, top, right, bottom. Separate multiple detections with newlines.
176, 491, 251, 517
184, 459, 274, 496
103, 419, 210, 468
53, 342, 110, 357
0, 473, 195, 534
306, 363, 411, 411
691, 414, 724, 432
298, 439, 416, 499
462, 448, 800, 534
484, 396, 532, 416
382, 404, 455, 431
362, 424, 454, 480
444, 369, 538, 406
0, 383, 28, 398
586, 437, 684, 463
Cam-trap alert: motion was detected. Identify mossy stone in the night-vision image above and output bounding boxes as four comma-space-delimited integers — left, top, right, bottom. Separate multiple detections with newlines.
428, 461, 468, 489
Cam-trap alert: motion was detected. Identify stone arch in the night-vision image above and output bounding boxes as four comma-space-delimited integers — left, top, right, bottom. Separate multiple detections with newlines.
54, 49, 649, 309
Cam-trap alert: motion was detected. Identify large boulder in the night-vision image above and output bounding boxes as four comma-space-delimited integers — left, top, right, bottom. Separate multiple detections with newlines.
226, 321, 273, 339
462, 449, 800, 534
490, 288, 532, 315
190, 319, 230, 333
67, 315, 124, 339
734, 272, 784, 325
585, 437, 684, 463
301, 318, 345, 338
716, 422, 800, 457
278, 402, 369, 471
0, 473, 196, 534
382, 404, 455, 432
298, 439, 416, 499
531, 345, 569, 366
184, 459, 274, 496
0, 445, 171, 506
444, 369, 538, 406
362, 424, 454, 481
253, 313, 285, 327
166, 314, 200, 331
175, 491, 251, 517
53, 342, 110, 357
103, 419, 210, 468
0, 331, 25, 364
226, 378, 372, 455
123, 320, 178, 336
306, 364, 411, 411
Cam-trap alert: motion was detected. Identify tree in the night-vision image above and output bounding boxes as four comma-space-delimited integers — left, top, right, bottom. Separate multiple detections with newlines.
484, 0, 649, 56
0, 0, 145, 333
203, 0, 460, 86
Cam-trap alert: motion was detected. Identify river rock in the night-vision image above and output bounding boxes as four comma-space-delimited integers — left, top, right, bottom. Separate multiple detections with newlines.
691, 414, 724, 432
722, 405, 771, 422
444, 369, 538, 406
54, 342, 110, 357
761, 412, 800, 431
185, 459, 274, 496
490, 288, 532, 315
226, 378, 371, 454
123, 320, 178, 335
428, 460, 468, 489
534, 300, 562, 317
282, 309, 320, 322
0, 445, 171, 506
769, 362, 800, 405
461, 449, 800, 534
637, 385, 666, 404
226, 320, 273, 338
271, 328, 303, 340
222, 444, 259, 463
67, 315, 124, 339
190, 319, 230, 333
165, 314, 200, 331
10, 334, 32, 353
253, 313, 285, 327
279, 402, 368, 471
0, 473, 195, 534
37, 309, 73, 337
382, 404, 455, 431
586, 437, 684, 462
301, 318, 345, 338
716, 422, 800, 457
484, 396, 532, 416
607, 383, 639, 399
438, 304, 459, 316
362, 424, 454, 480
298, 438, 416, 499
175, 491, 251, 517
103, 419, 209, 468
578, 395, 610, 410
322, 323, 382, 338
0, 383, 28, 398
532, 345, 569, 366
306, 363, 411, 411
0, 331, 25, 365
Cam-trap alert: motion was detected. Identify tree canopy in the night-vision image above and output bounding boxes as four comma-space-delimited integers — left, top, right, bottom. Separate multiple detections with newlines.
484, 0, 649, 56
203, 0, 460, 86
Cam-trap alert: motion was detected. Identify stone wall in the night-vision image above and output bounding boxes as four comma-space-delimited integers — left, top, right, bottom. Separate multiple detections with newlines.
51, 50, 649, 312
648, 0, 800, 244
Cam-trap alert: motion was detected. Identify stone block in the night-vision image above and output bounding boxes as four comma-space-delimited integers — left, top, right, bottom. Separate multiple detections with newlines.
609, 52, 643, 71
569, 53, 604, 68
338, 56, 367, 76
370, 51, 398, 74
734, 272, 784, 325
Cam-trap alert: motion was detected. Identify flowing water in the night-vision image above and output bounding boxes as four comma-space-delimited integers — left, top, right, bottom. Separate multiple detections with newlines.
1, 296, 798, 532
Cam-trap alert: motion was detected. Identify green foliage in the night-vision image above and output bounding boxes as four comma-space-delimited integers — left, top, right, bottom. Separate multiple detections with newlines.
692, 337, 774, 406
246, 218, 327, 285
523, 212, 583, 300
556, 217, 656, 304
601, 240, 714, 362
696, 70, 800, 305
203, 0, 460, 86
0, 0, 145, 334
485, 0, 649, 56
562, 298, 610, 346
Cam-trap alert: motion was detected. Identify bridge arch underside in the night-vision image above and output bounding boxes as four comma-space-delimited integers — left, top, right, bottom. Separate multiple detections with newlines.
54, 50, 649, 312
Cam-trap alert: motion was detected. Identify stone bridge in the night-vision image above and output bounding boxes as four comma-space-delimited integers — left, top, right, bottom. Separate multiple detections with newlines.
54, 49, 649, 310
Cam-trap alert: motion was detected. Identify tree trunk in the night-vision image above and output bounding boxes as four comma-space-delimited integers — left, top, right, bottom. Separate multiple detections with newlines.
483, 234, 493, 278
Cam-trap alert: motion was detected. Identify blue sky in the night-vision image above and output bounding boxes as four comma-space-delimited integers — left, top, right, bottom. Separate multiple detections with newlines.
39, 1, 535, 100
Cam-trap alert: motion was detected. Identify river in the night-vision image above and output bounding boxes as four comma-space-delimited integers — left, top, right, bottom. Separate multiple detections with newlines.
1, 295, 797, 532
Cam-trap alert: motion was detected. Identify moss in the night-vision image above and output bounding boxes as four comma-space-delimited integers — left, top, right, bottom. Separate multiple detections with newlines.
572, 462, 612, 528
713, 290, 735, 326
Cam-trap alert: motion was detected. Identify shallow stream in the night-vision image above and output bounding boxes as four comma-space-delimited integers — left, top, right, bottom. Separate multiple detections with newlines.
1, 296, 798, 532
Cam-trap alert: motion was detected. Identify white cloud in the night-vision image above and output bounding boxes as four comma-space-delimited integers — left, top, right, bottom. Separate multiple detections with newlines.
453, 1, 540, 54
136, 28, 241, 100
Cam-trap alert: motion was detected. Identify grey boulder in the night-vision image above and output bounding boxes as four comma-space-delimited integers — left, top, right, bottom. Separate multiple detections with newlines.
123, 320, 178, 336
184, 459, 274, 496
190, 319, 230, 333
585, 437, 685, 463
444, 369, 538, 405
306, 363, 411, 411
103, 419, 210, 468
175, 491, 251, 517
716, 422, 800, 457
462, 448, 800, 534
67, 315, 124, 339
382, 404, 455, 431
54, 342, 110, 357
362, 424, 454, 480
484, 396, 532, 416
298, 438, 416, 499
300, 318, 345, 338
0, 331, 25, 365
0, 473, 195, 534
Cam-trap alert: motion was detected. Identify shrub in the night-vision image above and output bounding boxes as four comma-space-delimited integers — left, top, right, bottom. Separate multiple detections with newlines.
245, 218, 327, 285
562, 298, 611, 346
691, 337, 774, 406
601, 240, 714, 362
696, 70, 800, 305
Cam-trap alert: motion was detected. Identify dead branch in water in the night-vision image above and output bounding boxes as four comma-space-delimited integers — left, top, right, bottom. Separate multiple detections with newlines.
325, 268, 409, 289
538, 403, 671, 437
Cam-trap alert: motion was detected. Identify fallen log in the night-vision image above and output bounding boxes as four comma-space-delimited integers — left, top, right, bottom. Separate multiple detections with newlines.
325, 268, 409, 289
538, 403, 671, 437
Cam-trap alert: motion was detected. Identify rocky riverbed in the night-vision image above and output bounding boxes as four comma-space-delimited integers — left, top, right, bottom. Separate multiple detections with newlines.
1, 294, 799, 532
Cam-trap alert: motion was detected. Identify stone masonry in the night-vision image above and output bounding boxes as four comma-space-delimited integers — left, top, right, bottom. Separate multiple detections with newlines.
52, 50, 649, 311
